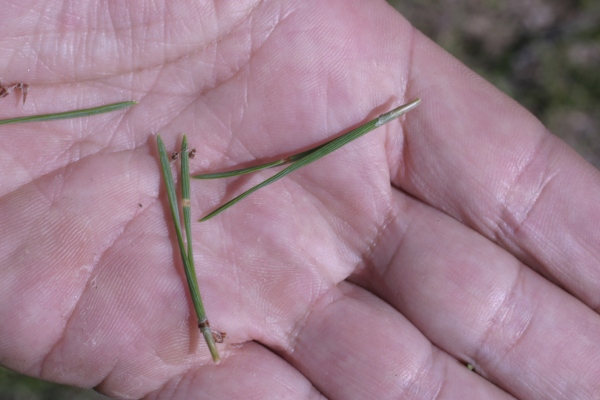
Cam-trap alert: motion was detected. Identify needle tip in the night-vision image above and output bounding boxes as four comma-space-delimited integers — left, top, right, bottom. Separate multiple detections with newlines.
375, 98, 422, 127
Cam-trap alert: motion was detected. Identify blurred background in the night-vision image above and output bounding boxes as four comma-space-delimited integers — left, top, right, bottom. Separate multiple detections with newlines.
391, 0, 600, 168
2, 1, 598, 399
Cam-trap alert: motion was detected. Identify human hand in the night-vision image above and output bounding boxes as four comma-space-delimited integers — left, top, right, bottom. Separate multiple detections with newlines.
1, 1, 598, 399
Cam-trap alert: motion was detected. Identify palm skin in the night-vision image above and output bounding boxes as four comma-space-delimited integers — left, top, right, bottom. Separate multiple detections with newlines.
1, 1, 600, 399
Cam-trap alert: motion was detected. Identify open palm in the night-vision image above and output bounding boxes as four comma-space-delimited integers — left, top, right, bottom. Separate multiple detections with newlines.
2, 1, 599, 399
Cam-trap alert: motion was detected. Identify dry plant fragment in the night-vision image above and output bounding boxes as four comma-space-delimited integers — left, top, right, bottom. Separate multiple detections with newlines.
172, 148, 196, 161
0, 81, 29, 104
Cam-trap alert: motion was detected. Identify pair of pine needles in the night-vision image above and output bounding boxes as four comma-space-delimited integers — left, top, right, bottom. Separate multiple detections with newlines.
158, 98, 421, 363
193, 98, 422, 220
157, 135, 223, 362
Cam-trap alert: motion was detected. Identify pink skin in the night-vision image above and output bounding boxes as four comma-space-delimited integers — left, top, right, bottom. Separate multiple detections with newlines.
1, 1, 599, 399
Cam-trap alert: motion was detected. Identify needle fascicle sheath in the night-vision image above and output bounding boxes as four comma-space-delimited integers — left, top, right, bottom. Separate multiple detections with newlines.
0, 101, 137, 125
157, 135, 220, 363
198, 98, 421, 221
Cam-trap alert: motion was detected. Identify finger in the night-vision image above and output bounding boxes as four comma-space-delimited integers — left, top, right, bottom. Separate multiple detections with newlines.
391, 28, 600, 308
357, 189, 600, 399
284, 282, 514, 400
113, 343, 323, 400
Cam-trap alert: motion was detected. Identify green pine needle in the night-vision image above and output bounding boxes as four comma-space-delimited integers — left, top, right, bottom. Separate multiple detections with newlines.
191, 148, 320, 179
0, 101, 137, 125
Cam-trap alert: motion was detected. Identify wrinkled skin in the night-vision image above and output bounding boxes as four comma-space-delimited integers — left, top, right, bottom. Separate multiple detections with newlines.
1, 1, 599, 399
